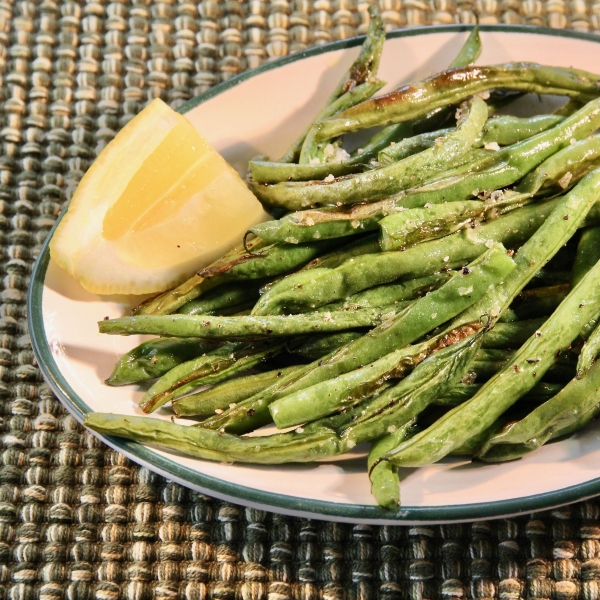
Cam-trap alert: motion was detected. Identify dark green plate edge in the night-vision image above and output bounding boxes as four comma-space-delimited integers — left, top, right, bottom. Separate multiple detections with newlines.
28, 23, 600, 524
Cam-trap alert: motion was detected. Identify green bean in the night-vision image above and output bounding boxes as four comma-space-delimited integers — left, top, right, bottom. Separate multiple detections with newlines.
133, 237, 267, 316
135, 239, 337, 316
299, 81, 386, 164
249, 158, 365, 185
298, 79, 385, 165
105, 338, 221, 386
249, 202, 396, 245
172, 365, 301, 418
256, 261, 449, 315
85, 321, 484, 465
377, 115, 563, 167
381, 202, 600, 467
253, 267, 330, 300
250, 97, 488, 209
202, 245, 514, 434
377, 129, 452, 166
251, 200, 554, 315
178, 282, 263, 316
379, 200, 486, 251
477, 359, 600, 462
99, 305, 401, 340
480, 114, 564, 146
315, 64, 600, 140
278, 5, 385, 163
572, 227, 600, 287
516, 135, 600, 197
449, 23, 481, 68
577, 319, 600, 378
368, 420, 417, 509
139, 342, 285, 414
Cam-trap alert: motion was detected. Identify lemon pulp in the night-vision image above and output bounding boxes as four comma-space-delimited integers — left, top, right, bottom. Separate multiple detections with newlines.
50, 98, 270, 295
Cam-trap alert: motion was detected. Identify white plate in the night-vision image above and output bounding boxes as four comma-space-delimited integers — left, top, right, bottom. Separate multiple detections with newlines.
29, 25, 600, 524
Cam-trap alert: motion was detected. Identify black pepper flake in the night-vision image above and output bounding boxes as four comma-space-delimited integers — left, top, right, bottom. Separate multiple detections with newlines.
247, 409, 255, 416
579, 303, 585, 308
462, 267, 471, 275
400, 246, 406, 252
103, 316, 110, 320
563, 215, 569, 220
526, 358, 540, 364
533, 372, 537, 377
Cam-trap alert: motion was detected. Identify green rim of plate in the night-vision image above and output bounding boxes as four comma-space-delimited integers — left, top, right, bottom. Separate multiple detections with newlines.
28, 24, 600, 524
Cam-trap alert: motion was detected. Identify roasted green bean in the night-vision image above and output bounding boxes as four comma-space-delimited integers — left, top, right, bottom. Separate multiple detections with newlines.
315, 63, 600, 140
477, 359, 600, 462
172, 365, 301, 418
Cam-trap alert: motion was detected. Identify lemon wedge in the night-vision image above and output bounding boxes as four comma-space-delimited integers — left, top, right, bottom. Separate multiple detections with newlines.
50, 98, 270, 295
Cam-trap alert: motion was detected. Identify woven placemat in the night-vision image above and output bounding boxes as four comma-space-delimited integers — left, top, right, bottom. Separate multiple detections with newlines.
3, 1, 600, 598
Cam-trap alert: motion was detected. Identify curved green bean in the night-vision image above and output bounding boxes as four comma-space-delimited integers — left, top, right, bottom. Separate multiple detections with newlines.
106, 337, 221, 386
577, 319, 600, 378
140, 342, 285, 414
449, 24, 481, 68
250, 97, 488, 209
315, 63, 600, 141
135, 239, 337, 316
368, 420, 417, 509
379, 200, 486, 251
299, 80, 386, 164
278, 5, 385, 163
172, 365, 301, 418
477, 358, 600, 462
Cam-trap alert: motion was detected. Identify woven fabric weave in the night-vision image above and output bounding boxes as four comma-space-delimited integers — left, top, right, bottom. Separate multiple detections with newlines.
3, 1, 600, 598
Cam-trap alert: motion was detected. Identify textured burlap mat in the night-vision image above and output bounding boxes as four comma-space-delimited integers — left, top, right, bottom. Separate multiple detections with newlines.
3, 1, 600, 598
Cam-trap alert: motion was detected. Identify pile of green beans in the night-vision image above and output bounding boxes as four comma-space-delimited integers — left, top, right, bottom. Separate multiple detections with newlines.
85, 17, 600, 510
